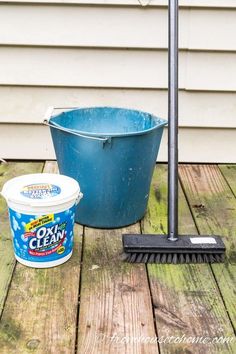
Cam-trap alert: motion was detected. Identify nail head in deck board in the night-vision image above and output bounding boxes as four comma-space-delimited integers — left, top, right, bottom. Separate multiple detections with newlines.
142, 165, 235, 353
77, 225, 158, 354
0, 161, 83, 354
0, 161, 44, 316
219, 165, 236, 197
179, 164, 236, 333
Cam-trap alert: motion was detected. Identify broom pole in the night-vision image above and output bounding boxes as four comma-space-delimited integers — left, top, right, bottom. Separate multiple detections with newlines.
168, 0, 179, 241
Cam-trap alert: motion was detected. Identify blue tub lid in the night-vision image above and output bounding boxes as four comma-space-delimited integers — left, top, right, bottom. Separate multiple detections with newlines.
1, 173, 81, 207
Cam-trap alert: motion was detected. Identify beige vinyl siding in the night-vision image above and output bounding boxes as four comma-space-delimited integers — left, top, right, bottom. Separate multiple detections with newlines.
1, 124, 235, 163
1, 6, 236, 51
1, 48, 236, 91
1, 1, 236, 8
1, 87, 236, 128
0, 2, 235, 162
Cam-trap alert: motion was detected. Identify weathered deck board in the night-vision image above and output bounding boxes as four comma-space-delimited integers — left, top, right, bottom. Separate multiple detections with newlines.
0, 161, 235, 353
179, 164, 236, 332
0, 162, 44, 317
77, 225, 158, 354
219, 165, 236, 197
143, 165, 235, 353
0, 161, 83, 354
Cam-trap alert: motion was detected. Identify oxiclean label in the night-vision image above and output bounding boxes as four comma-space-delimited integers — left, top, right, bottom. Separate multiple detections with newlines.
9, 206, 76, 264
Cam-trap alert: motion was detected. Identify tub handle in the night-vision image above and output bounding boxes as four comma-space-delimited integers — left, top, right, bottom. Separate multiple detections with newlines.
44, 120, 111, 143
76, 192, 83, 205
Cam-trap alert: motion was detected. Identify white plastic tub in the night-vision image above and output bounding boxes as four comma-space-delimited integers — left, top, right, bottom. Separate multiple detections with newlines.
1, 173, 83, 268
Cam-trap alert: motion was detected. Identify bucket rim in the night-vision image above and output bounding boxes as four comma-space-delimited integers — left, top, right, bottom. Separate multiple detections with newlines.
49, 106, 167, 138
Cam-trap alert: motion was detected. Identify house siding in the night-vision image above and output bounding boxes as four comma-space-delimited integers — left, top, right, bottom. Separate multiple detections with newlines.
0, 1, 236, 162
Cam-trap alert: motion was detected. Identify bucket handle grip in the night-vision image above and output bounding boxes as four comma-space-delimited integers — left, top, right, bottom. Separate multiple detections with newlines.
43, 120, 111, 143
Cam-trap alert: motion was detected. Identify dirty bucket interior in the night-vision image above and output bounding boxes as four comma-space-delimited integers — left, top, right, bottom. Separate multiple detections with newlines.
50, 107, 166, 136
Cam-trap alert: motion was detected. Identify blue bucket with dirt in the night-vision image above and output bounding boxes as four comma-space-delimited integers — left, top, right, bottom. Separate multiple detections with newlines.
47, 107, 167, 228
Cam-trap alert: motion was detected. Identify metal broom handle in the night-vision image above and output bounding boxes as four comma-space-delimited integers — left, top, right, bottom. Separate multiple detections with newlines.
168, 0, 179, 241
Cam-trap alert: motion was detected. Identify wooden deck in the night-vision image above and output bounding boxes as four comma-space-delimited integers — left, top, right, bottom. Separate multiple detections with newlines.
0, 161, 235, 354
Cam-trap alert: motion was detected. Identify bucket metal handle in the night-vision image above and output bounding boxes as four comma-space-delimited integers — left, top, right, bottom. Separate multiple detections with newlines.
76, 192, 83, 205
43, 120, 111, 143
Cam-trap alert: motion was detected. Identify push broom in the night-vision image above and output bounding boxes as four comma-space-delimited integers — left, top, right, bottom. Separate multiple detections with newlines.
122, 0, 226, 264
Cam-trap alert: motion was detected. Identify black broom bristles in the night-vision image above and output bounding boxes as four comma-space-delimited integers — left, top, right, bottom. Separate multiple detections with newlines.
121, 251, 225, 264
122, 234, 226, 264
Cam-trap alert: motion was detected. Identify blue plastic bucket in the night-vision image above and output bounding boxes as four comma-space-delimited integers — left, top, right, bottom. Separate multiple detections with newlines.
48, 107, 167, 228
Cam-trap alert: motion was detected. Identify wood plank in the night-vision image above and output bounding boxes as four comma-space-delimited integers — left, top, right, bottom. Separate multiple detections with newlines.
0, 161, 83, 353
179, 164, 236, 331
77, 224, 158, 354
0, 161, 44, 317
219, 165, 236, 197
142, 165, 235, 353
